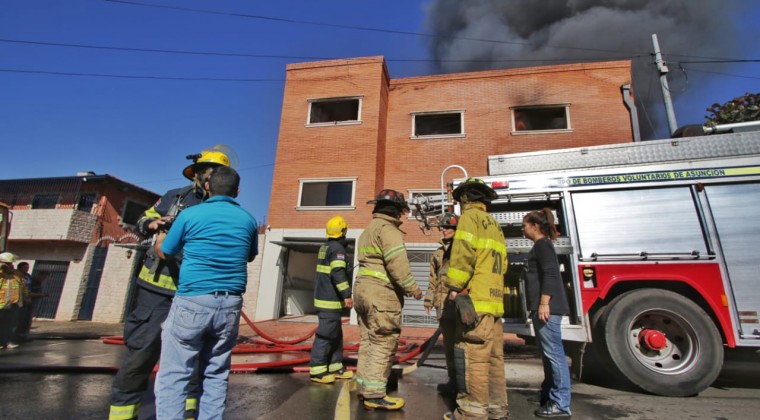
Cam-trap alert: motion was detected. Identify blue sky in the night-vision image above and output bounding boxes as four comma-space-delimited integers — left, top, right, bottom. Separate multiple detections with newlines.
2, 0, 759, 222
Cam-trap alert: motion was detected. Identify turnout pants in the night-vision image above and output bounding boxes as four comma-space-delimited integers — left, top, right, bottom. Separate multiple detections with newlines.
109, 286, 199, 420
453, 315, 509, 420
440, 300, 458, 383
353, 278, 402, 399
309, 311, 345, 376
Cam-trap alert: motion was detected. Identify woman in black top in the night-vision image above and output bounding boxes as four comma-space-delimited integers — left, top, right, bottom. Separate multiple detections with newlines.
523, 208, 572, 418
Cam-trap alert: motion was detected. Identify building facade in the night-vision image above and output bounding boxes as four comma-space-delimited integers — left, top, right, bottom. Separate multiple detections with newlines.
256, 56, 636, 325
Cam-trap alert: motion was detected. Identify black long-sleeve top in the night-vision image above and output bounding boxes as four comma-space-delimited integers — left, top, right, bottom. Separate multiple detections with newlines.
525, 237, 570, 315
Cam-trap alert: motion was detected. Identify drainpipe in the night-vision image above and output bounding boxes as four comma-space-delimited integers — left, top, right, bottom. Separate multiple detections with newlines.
622, 84, 641, 142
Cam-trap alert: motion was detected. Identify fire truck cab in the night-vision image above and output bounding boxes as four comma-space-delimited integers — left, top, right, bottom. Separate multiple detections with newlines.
453, 129, 760, 397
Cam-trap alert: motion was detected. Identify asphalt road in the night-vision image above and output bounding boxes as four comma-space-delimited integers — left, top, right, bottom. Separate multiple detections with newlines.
0, 326, 759, 419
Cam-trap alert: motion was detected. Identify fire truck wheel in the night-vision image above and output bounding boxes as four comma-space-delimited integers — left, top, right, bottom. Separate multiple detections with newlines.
600, 289, 723, 397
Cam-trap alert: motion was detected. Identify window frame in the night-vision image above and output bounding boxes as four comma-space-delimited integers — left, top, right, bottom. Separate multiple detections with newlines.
31, 194, 60, 209
411, 110, 465, 139
120, 199, 150, 228
306, 96, 363, 127
297, 177, 357, 211
511, 104, 572, 134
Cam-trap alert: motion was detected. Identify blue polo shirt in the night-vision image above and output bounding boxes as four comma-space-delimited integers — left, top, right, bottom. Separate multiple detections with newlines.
160, 195, 258, 296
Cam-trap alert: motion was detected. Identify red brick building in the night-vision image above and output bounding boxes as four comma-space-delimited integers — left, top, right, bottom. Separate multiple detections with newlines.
255, 56, 635, 324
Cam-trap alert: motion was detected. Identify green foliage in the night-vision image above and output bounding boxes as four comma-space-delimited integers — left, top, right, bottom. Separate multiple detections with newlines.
705, 92, 760, 125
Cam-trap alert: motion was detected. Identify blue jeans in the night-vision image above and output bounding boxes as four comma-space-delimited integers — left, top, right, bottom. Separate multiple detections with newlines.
155, 293, 242, 420
532, 313, 572, 413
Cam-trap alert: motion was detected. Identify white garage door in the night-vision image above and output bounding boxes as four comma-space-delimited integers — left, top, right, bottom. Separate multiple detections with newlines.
401, 250, 437, 327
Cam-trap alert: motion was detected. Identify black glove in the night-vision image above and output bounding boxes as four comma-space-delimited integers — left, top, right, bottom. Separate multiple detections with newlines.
455, 293, 478, 330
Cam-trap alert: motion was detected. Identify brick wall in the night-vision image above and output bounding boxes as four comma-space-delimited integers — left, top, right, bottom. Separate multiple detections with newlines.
268, 57, 633, 245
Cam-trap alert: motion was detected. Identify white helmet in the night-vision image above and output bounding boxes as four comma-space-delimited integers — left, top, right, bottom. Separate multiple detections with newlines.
0, 252, 19, 263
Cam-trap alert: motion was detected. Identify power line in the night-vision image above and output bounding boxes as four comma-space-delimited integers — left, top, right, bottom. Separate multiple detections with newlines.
0, 38, 644, 64
102, 0, 650, 56
0, 68, 281, 82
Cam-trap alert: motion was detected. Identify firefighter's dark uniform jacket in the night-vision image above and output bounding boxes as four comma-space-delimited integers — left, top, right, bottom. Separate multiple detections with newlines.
314, 239, 352, 311
135, 185, 203, 296
446, 202, 507, 317
357, 213, 420, 297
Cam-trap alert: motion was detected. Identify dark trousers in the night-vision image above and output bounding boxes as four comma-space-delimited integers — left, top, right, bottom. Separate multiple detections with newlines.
0, 304, 20, 345
110, 286, 200, 418
309, 311, 344, 374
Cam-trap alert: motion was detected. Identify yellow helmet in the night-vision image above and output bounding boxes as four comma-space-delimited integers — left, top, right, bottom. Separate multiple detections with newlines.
326, 216, 348, 239
183, 149, 231, 180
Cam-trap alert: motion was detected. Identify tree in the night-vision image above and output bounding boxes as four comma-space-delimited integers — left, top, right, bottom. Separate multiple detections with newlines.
705, 92, 760, 126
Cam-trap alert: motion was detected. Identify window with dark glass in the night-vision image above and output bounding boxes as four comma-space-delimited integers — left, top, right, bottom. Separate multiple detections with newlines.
122, 201, 150, 226
77, 193, 97, 213
309, 98, 360, 124
31, 194, 59, 209
300, 181, 353, 207
513, 106, 569, 131
414, 112, 463, 137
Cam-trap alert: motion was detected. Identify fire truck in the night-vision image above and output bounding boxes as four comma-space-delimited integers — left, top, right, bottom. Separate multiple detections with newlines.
452, 128, 760, 397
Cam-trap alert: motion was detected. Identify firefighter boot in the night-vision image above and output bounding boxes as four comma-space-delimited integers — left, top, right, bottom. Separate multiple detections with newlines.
310, 373, 336, 384
331, 368, 354, 379
363, 395, 405, 411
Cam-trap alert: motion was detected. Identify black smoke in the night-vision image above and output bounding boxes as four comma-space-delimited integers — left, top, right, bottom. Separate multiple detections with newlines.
424, 0, 753, 139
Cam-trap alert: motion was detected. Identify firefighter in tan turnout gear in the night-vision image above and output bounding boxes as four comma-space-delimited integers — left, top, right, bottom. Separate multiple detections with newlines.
354, 189, 423, 411
444, 178, 509, 420
110, 146, 232, 420
309, 216, 354, 384
424, 212, 459, 395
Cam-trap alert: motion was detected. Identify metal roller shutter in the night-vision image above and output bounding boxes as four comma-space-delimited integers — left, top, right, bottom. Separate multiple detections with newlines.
401, 249, 437, 327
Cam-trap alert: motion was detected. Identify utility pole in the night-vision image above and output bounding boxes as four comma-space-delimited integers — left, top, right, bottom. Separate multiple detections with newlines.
652, 34, 679, 135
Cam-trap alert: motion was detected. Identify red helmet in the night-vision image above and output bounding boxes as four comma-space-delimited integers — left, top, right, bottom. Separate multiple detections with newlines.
439, 212, 458, 228
367, 189, 410, 211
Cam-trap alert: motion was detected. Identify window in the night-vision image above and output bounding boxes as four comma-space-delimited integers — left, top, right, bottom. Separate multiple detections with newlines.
76, 193, 97, 213
307, 97, 361, 125
298, 178, 356, 209
512, 105, 570, 132
412, 111, 464, 138
31, 194, 59, 209
121, 200, 150, 226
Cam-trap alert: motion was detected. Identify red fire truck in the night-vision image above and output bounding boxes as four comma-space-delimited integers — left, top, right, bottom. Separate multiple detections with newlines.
453, 128, 760, 396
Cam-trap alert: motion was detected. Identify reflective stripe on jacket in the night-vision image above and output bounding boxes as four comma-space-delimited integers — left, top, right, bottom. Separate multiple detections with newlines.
0, 270, 27, 310
446, 202, 507, 317
356, 213, 420, 297
314, 239, 352, 312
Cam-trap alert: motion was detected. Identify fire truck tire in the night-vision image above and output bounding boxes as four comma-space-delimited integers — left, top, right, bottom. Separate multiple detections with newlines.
599, 289, 723, 397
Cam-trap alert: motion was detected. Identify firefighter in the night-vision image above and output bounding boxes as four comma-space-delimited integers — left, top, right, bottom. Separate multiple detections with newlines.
109, 147, 231, 420
354, 189, 423, 411
0, 252, 26, 350
424, 212, 458, 395
309, 216, 354, 384
444, 178, 509, 420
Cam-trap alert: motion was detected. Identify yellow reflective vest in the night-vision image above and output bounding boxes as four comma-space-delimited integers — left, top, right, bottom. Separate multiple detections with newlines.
0, 269, 27, 310
446, 202, 508, 317
356, 213, 420, 297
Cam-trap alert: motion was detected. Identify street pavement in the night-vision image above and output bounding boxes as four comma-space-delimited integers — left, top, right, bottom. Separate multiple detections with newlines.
1, 319, 760, 419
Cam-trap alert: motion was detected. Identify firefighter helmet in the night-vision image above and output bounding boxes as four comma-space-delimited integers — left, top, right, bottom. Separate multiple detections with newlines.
451, 177, 498, 202
439, 212, 458, 228
367, 189, 410, 211
0, 252, 19, 263
183, 146, 233, 180
326, 216, 348, 239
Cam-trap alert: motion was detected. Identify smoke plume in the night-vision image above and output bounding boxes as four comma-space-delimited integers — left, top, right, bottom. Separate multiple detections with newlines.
424, 0, 754, 139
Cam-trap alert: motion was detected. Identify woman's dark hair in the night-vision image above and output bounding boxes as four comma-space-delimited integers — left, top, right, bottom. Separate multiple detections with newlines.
524, 208, 558, 240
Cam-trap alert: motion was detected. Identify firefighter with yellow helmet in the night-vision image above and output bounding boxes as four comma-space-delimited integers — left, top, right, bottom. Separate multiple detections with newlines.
444, 178, 509, 420
309, 216, 354, 384
354, 189, 422, 411
110, 146, 233, 420
424, 212, 459, 395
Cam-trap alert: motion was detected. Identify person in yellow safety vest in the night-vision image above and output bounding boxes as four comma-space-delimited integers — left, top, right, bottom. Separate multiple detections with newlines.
309, 216, 354, 384
444, 178, 509, 420
0, 252, 26, 350
354, 189, 423, 411
110, 146, 232, 420
424, 212, 459, 395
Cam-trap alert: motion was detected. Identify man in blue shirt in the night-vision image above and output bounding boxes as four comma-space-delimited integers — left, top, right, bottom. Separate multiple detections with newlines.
153, 166, 258, 420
